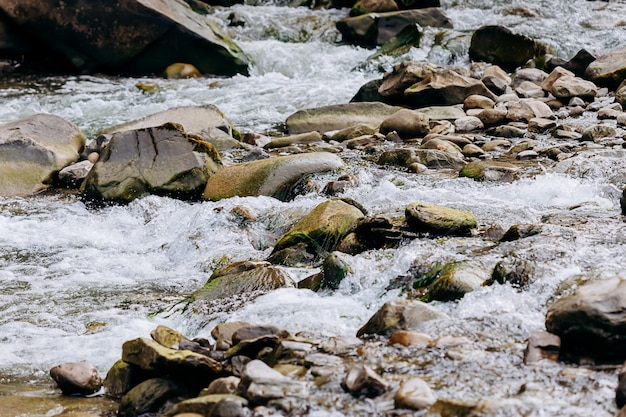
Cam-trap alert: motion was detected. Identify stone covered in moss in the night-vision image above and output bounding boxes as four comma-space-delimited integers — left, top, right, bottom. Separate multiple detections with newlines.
459, 160, 520, 182
268, 199, 366, 266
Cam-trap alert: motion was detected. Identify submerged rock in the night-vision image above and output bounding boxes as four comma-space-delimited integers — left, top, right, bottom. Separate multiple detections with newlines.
81, 123, 222, 204
414, 261, 490, 302
545, 277, 626, 364
0, 0, 250, 76
0, 114, 85, 196
459, 160, 520, 182
203, 152, 343, 201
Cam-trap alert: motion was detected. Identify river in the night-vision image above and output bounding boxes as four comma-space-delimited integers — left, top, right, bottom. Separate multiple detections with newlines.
0, 0, 625, 416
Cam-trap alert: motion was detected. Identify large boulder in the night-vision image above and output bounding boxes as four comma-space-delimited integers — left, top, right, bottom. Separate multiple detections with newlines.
81, 123, 223, 203
202, 152, 343, 201
268, 199, 366, 266
403, 69, 496, 108
99, 105, 240, 151
49, 361, 102, 396
585, 46, 626, 90
545, 277, 626, 364
118, 378, 190, 417
336, 9, 452, 47
0, 0, 249, 76
0, 114, 85, 196
469, 25, 546, 72
377, 60, 442, 104
285, 102, 401, 135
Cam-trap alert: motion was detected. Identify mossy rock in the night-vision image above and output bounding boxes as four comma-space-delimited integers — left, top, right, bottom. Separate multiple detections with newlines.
118, 378, 190, 417
405, 202, 477, 236
418, 261, 489, 302
268, 199, 366, 266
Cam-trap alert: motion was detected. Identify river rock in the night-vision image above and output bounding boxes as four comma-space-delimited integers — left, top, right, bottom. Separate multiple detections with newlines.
164, 62, 201, 79
342, 365, 388, 398
416, 105, 467, 120
81, 123, 222, 203
103, 359, 143, 399
191, 261, 295, 306
268, 199, 365, 266
418, 261, 489, 302
540, 66, 574, 92
377, 148, 466, 170
404, 69, 496, 108
551, 75, 598, 101
356, 299, 449, 337
0, 114, 85, 196
0, 0, 249, 76
616, 80, 626, 108
379, 108, 430, 139
201, 376, 241, 396
394, 377, 436, 410
118, 378, 189, 417
459, 160, 520, 182
584, 45, 626, 90
523, 331, 560, 365
203, 152, 343, 201
486, 258, 534, 288
469, 25, 546, 72
99, 105, 240, 151
212, 322, 253, 351
378, 60, 442, 104
350, 0, 398, 16
336, 9, 452, 47
388, 330, 432, 347
545, 276, 626, 364
122, 337, 222, 386
57, 160, 94, 189
164, 394, 249, 417
455, 116, 484, 132
405, 202, 477, 236
49, 361, 102, 396
581, 124, 617, 141
286, 102, 400, 134
238, 360, 308, 404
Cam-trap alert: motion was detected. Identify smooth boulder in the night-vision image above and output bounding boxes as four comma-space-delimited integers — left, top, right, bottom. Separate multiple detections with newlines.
0, 0, 249, 76
584, 45, 626, 90
0, 114, 85, 196
356, 299, 449, 337
405, 202, 477, 236
203, 152, 343, 201
469, 25, 545, 72
81, 123, 223, 203
285, 102, 401, 134
49, 361, 102, 396
545, 277, 626, 364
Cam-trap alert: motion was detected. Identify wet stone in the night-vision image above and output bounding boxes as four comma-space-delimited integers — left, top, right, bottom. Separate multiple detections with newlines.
524, 331, 560, 365
50, 361, 102, 396
394, 377, 436, 411
342, 365, 388, 398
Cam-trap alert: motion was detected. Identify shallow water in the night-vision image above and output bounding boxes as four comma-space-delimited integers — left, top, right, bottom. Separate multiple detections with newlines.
1, 0, 626, 416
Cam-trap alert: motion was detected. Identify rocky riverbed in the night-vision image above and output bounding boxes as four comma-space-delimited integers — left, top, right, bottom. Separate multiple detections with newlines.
2, 0, 626, 416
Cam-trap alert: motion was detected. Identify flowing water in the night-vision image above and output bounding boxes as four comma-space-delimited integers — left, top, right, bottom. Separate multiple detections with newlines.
1, 0, 626, 415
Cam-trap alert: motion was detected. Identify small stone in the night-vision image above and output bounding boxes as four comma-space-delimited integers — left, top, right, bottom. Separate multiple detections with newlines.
524, 331, 560, 364
50, 361, 102, 396
342, 365, 388, 398
581, 125, 617, 141
165, 62, 201, 79
212, 321, 253, 351
200, 376, 241, 396
238, 360, 308, 404
394, 377, 436, 410
462, 143, 485, 157
87, 152, 99, 163
528, 117, 556, 132
455, 116, 484, 132
516, 149, 539, 160
389, 330, 432, 347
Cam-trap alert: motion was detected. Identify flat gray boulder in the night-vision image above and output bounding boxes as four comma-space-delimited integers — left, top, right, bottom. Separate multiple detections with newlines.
81, 122, 223, 203
99, 105, 241, 151
0, 0, 250, 76
0, 114, 85, 196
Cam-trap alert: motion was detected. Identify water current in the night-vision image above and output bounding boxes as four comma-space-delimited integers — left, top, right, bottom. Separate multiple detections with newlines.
1, 0, 626, 415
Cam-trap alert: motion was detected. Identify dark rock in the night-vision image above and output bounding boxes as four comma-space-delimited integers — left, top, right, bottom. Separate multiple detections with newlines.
0, 0, 249, 76
500, 224, 542, 241
485, 258, 534, 288
118, 378, 189, 417
350, 79, 384, 102
212, 322, 253, 351
356, 299, 448, 337
336, 9, 452, 47
469, 25, 546, 72
163, 394, 250, 417
378, 60, 441, 104
584, 45, 626, 90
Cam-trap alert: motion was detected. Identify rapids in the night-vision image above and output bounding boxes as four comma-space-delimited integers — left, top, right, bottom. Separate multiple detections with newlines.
1, 0, 626, 415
